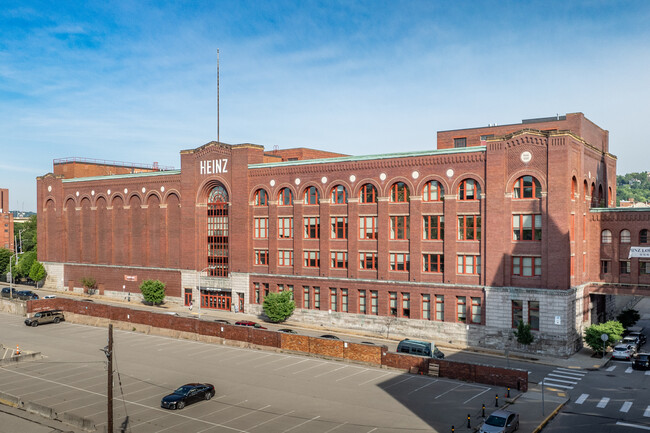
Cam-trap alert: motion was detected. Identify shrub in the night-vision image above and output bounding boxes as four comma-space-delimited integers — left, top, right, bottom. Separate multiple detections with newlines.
139, 280, 166, 305
514, 321, 534, 345
262, 290, 295, 323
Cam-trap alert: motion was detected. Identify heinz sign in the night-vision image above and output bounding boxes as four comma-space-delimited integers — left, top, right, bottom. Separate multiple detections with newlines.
200, 159, 229, 175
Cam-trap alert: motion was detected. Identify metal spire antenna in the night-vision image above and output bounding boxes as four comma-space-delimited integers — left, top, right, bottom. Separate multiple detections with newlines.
217, 48, 220, 143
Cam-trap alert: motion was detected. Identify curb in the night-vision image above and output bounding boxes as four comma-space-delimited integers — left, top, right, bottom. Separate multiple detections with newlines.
531, 399, 567, 433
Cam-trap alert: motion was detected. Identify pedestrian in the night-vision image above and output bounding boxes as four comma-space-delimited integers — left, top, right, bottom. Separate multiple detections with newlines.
189, 300, 193, 311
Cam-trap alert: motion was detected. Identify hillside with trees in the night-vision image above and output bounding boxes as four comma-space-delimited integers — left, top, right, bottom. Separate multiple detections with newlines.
617, 172, 650, 205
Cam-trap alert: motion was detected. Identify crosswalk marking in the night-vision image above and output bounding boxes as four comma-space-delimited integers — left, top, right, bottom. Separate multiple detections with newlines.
548, 372, 582, 380
646, 371, 650, 376
606, 365, 616, 371
540, 368, 587, 390
621, 401, 633, 413
556, 367, 586, 375
546, 375, 578, 384
597, 397, 610, 408
626, 367, 634, 374
575, 393, 589, 404
540, 381, 573, 389
645, 406, 650, 417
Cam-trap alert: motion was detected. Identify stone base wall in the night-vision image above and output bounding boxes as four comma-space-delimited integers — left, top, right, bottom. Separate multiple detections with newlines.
42, 262, 64, 290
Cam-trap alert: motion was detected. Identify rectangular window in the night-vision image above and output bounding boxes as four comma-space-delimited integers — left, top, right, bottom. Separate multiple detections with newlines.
458, 215, 481, 241
601, 260, 610, 274
389, 292, 397, 316
341, 288, 348, 313
371, 290, 378, 315
570, 214, 575, 241
303, 217, 320, 239
457, 296, 466, 322
263, 283, 269, 298
359, 216, 378, 240
254, 282, 260, 304
435, 295, 444, 321
528, 301, 540, 331
359, 290, 366, 314
422, 294, 431, 320
331, 217, 348, 239
454, 137, 467, 148
254, 249, 268, 265
330, 251, 348, 269
390, 216, 409, 240
423, 215, 444, 240
402, 293, 410, 318
471, 297, 481, 324
457, 255, 481, 275
512, 214, 542, 241
512, 300, 523, 328
640, 262, 650, 275
278, 250, 294, 267
278, 217, 294, 239
304, 251, 320, 268
359, 252, 378, 270
512, 256, 542, 277
254, 217, 268, 239
314, 287, 320, 309
330, 288, 338, 311
620, 260, 631, 274
390, 253, 410, 271
423, 253, 444, 273
303, 286, 310, 308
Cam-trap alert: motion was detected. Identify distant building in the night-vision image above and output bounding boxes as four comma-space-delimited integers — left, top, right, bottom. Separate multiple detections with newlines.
619, 199, 650, 208
36, 112, 650, 356
0, 189, 14, 250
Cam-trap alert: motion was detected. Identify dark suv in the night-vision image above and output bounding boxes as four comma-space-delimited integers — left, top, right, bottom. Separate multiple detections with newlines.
17, 290, 39, 300
1, 287, 17, 298
25, 310, 65, 327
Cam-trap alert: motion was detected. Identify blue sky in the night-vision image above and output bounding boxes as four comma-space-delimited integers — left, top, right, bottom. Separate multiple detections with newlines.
1, 1, 649, 212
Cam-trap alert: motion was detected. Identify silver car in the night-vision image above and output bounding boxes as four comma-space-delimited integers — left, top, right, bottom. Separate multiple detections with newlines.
479, 409, 519, 433
611, 343, 635, 361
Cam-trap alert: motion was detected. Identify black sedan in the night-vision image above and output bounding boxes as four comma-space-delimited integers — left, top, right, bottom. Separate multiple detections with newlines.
161, 383, 215, 410
633, 353, 650, 370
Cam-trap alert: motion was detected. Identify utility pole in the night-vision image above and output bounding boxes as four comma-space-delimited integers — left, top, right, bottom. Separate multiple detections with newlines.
102, 324, 114, 433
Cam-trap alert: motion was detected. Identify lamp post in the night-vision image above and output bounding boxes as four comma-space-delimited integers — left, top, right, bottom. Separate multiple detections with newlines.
198, 266, 216, 319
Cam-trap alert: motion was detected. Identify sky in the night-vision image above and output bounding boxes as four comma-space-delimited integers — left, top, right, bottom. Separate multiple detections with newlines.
1, 0, 649, 212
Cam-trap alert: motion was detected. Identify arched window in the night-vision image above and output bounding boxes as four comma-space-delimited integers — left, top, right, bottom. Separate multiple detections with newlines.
253, 189, 268, 206
423, 180, 443, 202
620, 229, 631, 244
590, 183, 596, 207
459, 179, 480, 201
583, 180, 588, 202
601, 229, 612, 244
278, 188, 293, 206
207, 185, 229, 278
303, 186, 319, 205
571, 176, 577, 200
598, 185, 604, 207
390, 182, 409, 203
331, 185, 347, 204
513, 176, 542, 199
359, 183, 377, 203
641, 229, 648, 244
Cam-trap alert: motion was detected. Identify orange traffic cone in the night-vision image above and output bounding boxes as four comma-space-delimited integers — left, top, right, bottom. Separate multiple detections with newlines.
15, 345, 20, 355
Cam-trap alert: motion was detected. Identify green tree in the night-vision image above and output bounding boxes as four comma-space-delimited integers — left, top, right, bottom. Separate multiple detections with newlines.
584, 321, 625, 356
29, 261, 46, 288
139, 279, 166, 305
14, 215, 37, 253
0, 248, 11, 276
81, 277, 96, 294
262, 290, 295, 323
616, 309, 641, 329
514, 321, 534, 345
17, 250, 37, 279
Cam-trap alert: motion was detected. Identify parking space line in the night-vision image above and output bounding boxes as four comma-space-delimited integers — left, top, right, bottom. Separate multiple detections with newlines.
272, 359, 309, 371
314, 365, 347, 378
292, 361, 328, 375
434, 384, 464, 399
223, 404, 271, 425
283, 415, 320, 432
247, 409, 295, 431
323, 421, 347, 432
335, 367, 368, 382
575, 393, 589, 404
621, 401, 633, 413
407, 380, 437, 395
463, 387, 492, 405
358, 371, 394, 386
597, 397, 610, 408
378, 375, 415, 389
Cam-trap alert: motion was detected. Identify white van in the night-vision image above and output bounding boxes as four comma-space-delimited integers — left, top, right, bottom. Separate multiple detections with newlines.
396, 339, 445, 359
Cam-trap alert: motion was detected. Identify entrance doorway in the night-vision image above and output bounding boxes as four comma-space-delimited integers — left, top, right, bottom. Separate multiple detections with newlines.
238, 293, 244, 313
200, 290, 231, 311
184, 288, 192, 306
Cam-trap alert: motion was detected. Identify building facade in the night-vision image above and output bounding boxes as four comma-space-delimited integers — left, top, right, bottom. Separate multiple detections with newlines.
0, 188, 14, 251
37, 112, 649, 355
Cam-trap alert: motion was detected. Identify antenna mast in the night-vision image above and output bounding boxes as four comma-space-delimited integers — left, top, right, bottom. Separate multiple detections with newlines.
217, 49, 220, 143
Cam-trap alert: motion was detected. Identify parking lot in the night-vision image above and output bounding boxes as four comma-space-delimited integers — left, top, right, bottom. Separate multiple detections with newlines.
0, 311, 503, 432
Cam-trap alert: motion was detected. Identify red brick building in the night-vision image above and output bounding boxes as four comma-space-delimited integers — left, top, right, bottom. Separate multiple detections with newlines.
36, 112, 648, 355
0, 188, 14, 251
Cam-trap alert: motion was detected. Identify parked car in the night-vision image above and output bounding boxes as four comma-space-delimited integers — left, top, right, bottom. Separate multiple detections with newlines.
632, 353, 650, 370
43, 294, 57, 299
24, 310, 65, 327
629, 330, 647, 346
234, 320, 267, 329
17, 290, 39, 300
214, 319, 230, 324
611, 343, 636, 361
278, 328, 297, 334
622, 336, 641, 351
479, 409, 519, 433
397, 339, 445, 359
1, 287, 17, 298
320, 334, 340, 340
160, 383, 215, 410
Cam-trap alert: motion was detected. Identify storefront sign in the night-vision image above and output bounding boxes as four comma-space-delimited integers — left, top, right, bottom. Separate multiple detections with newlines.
629, 247, 650, 258
124, 275, 137, 281
200, 159, 229, 175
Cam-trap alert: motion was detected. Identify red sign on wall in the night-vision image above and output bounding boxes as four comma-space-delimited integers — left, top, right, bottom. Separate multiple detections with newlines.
124, 275, 138, 282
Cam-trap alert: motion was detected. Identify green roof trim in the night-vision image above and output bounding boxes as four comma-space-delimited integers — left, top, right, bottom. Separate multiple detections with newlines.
62, 170, 181, 183
248, 146, 486, 169
590, 207, 650, 213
